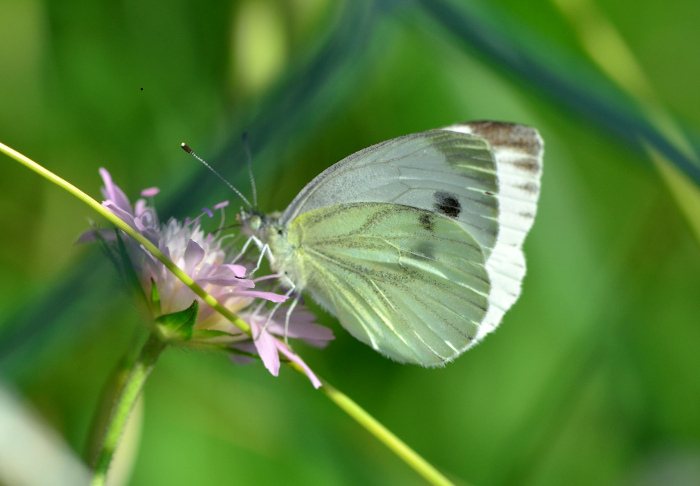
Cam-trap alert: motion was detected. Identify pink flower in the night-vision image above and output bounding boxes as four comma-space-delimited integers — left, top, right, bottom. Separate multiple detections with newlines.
81, 169, 332, 387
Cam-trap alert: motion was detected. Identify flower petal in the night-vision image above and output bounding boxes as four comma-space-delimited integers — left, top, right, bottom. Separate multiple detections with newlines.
99, 168, 133, 215
183, 240, 205, 276
134, 204, 158, 230
235, 290, 288, 303
103, 201, 137, 228
197, 276, 252, 287
197, 265, 254, 287
268, 321, 334, 342
134, 199, 148, 217
276, 341, 322, 388
221, 264, 248, 278
252, 326, 280, 377
140, 187, 159, 197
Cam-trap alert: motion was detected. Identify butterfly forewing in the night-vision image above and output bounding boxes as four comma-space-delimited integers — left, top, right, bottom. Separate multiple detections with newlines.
445, 122, 543, 339
280, 130, 501, 257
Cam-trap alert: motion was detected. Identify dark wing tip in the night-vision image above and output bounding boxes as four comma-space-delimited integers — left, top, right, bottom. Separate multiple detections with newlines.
443, 121, 543, 179
464, 121, 543, 158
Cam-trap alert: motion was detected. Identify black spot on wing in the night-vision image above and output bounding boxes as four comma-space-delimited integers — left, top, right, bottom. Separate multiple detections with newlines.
419, 213, 434, 232
433, 191, 461, 218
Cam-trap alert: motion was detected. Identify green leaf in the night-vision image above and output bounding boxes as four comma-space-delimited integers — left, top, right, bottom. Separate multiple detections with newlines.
155, 300, 199, 343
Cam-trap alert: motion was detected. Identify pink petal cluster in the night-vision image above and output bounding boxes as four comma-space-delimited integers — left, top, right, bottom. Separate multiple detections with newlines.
82, 169, 332, 388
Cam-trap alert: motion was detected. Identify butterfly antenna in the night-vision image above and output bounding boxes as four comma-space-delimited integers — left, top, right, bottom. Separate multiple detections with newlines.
242, 132, 258, 210
181, 143, 253, 209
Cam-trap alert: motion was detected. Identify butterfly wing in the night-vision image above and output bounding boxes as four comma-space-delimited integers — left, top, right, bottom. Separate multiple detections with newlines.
281, 124, 501, 254
280, 122, 543, 346
282, 202, 489, 365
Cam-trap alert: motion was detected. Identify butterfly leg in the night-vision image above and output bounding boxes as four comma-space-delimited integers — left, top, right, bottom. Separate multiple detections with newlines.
231, 234, 257, 264
233, 235, 275, 279
260, 274, 296, 342
283, 292, 301, 345
244, 241, 273, 278
263, 286, 299, 338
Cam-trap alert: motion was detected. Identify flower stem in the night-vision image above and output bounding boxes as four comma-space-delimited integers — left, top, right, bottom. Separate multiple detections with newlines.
85, 332, 145, 465
90, 334, 166, 486
317, 374, 459, 486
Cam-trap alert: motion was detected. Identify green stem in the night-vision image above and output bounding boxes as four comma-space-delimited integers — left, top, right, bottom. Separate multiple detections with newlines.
90, 334, 166, 486
323, 381, 456, 486
85, 332, 146, 465
314, 370, 458, 486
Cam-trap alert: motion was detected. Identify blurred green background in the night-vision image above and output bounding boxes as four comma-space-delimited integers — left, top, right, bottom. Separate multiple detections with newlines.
1, 0, 700, 485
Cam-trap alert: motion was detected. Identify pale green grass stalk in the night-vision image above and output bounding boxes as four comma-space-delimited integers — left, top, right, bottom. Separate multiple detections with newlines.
550, 0, 700, 243
319, 376, 458, 486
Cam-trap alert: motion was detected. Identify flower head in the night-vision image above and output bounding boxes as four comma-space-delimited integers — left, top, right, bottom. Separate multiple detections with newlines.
81, 169, 332, 387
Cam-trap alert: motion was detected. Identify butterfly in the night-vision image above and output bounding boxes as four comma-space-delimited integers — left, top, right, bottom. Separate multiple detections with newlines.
239, 121, 543, 366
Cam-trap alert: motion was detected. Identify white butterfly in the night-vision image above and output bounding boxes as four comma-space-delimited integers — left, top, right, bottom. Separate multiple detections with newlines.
240, 121, 543, 366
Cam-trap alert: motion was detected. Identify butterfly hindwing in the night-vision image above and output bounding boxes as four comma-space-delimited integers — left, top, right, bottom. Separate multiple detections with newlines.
281, 202, 490, 365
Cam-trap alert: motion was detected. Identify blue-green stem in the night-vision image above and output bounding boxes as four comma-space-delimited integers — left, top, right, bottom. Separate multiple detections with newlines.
90, 333, 166, 486
548, 0, 700, 243
1, 143, 458, 486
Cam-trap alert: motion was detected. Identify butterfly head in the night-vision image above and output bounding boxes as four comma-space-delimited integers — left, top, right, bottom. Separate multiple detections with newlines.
238, 208, 282, 242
